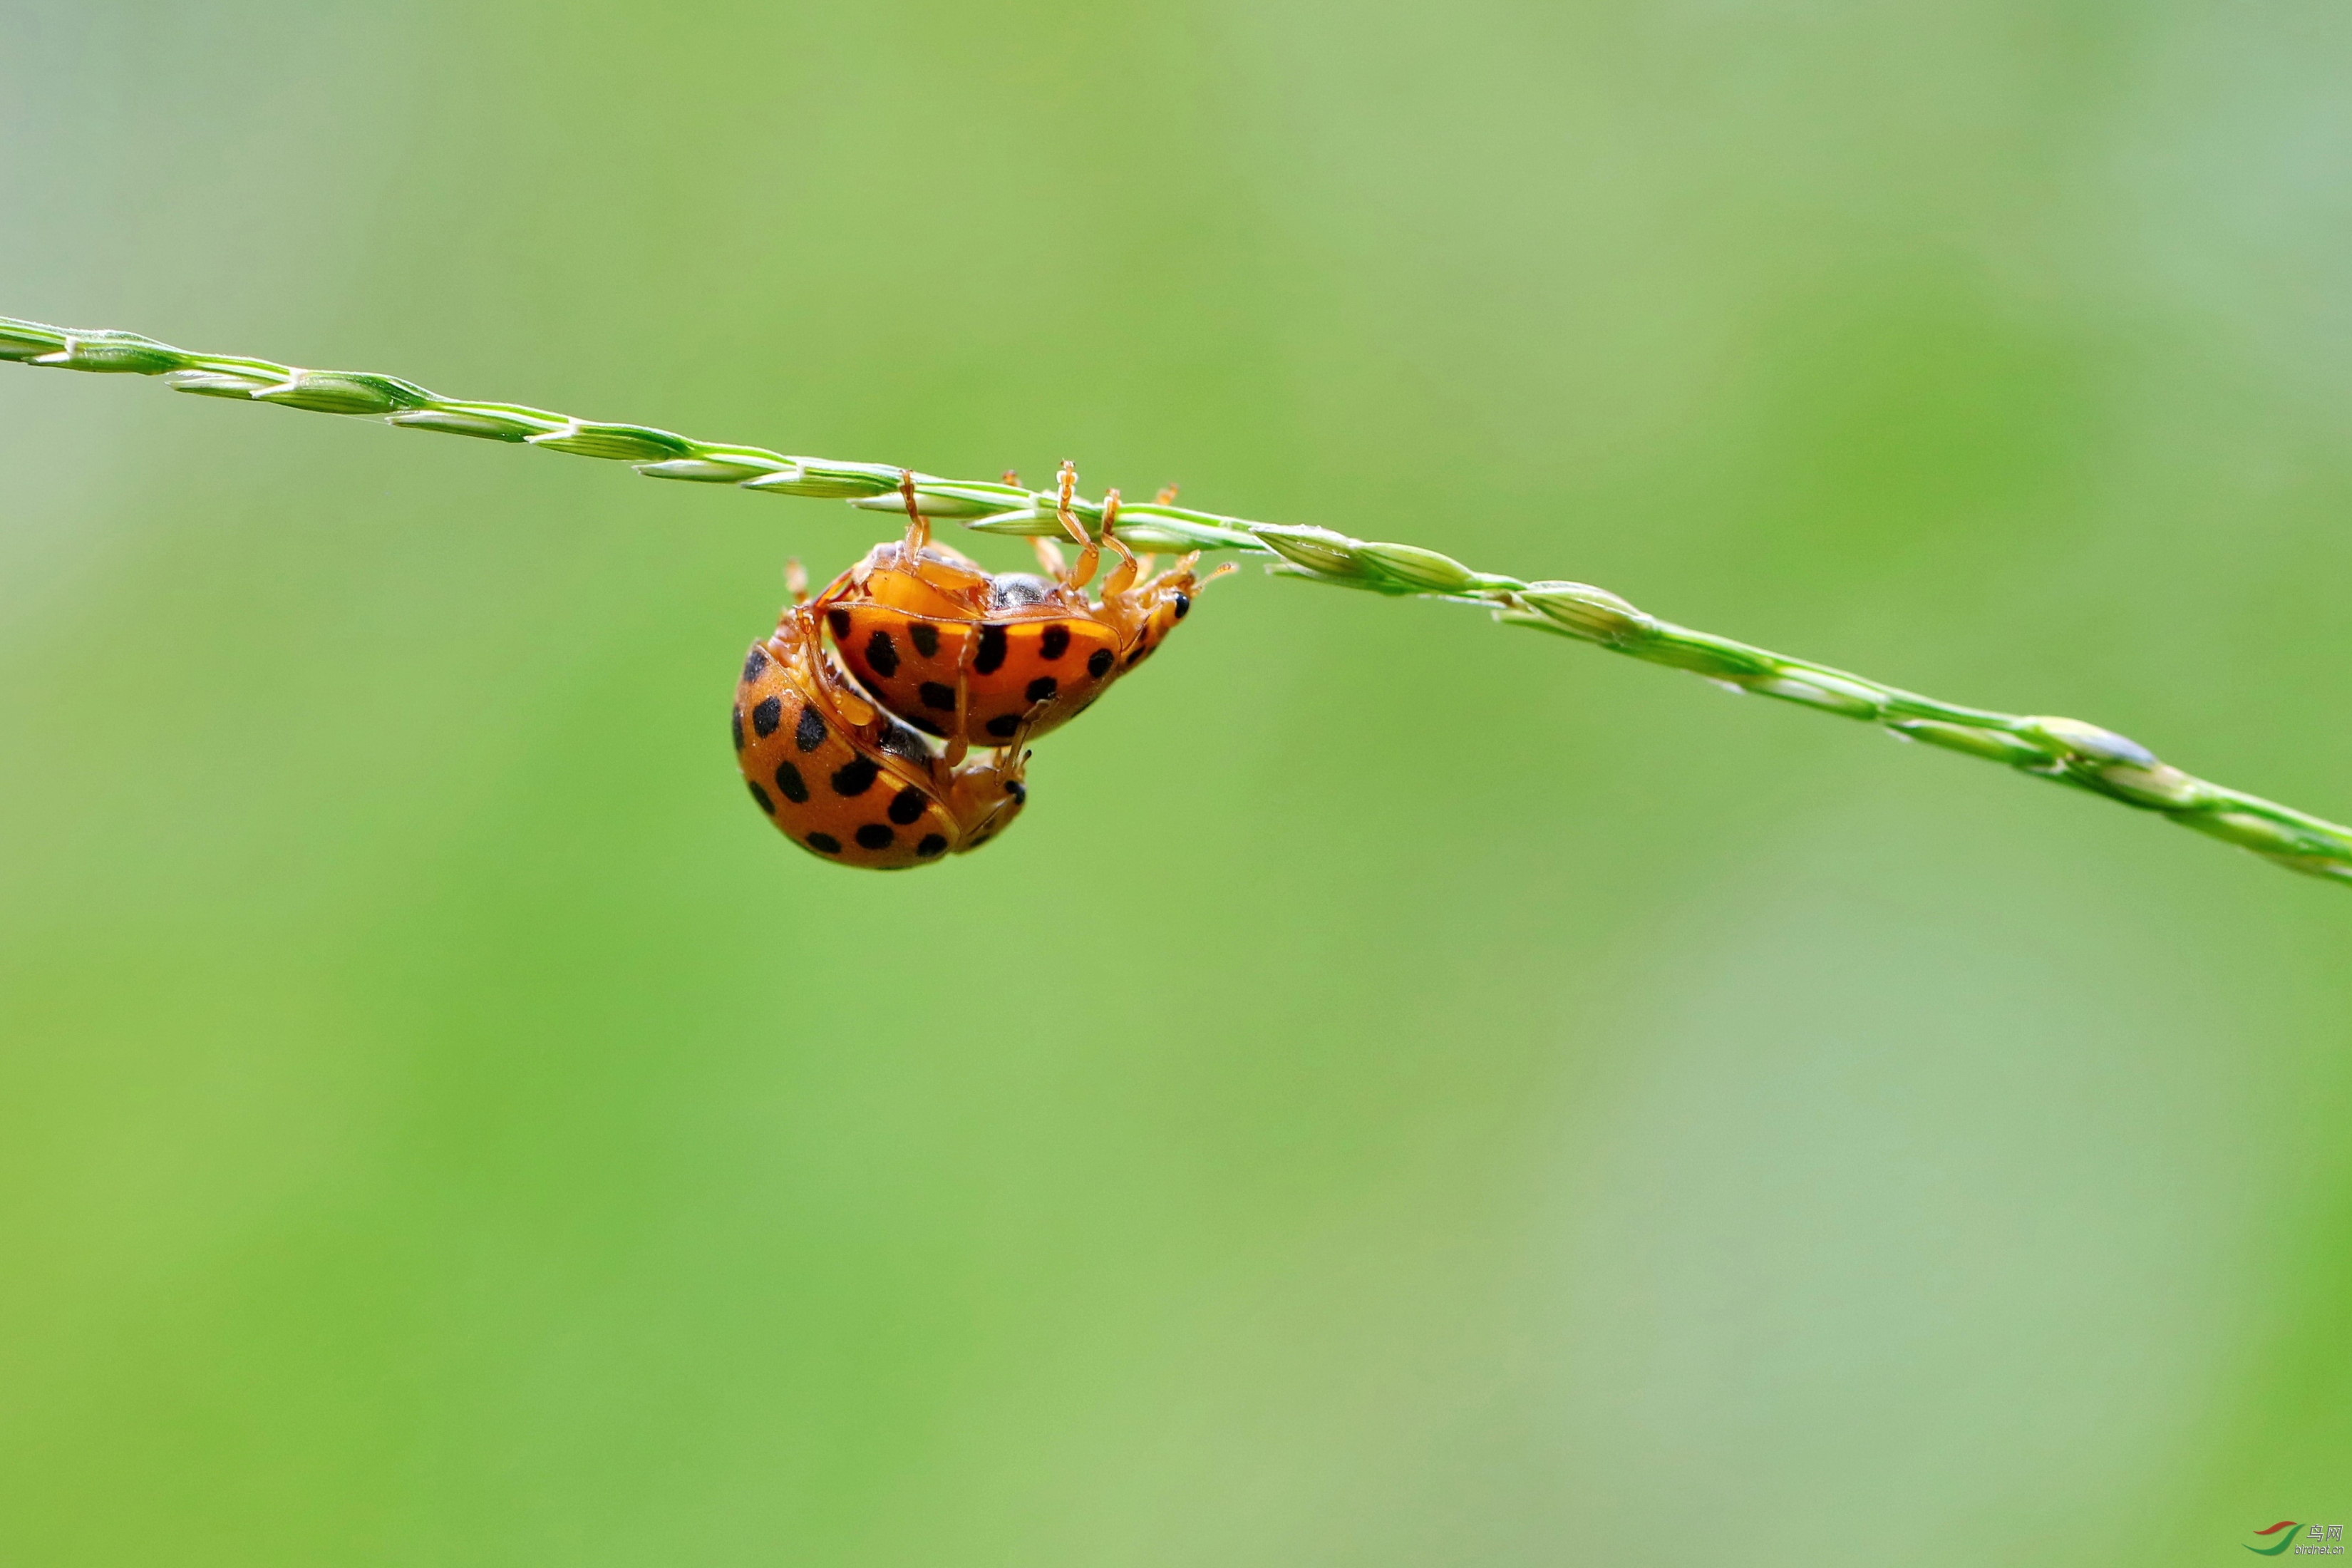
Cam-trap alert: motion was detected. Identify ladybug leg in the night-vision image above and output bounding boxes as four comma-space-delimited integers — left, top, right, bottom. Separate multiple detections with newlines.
897, 470, 931, 554
801, 625, 880, 729
1097, 491, 1141, 599
1149, 551, 1231, 594
940, 636, 973, 769
1150, 559, 1237, 621
994, 713, 1042, 756
803, 554, 862, 619
1030, 535, 1068, 577
1054, 460, 1100, 591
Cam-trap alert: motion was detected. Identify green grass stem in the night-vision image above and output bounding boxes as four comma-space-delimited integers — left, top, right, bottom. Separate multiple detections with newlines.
8, 312, 2346, 884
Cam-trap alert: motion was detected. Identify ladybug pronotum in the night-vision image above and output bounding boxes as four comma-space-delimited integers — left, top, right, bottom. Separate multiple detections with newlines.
733, 598, 1027, 869
817, 465, 1213, 751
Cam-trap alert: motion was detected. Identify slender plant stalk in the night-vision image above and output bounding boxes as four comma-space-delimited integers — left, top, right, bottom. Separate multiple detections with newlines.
6, 312, 2347, 884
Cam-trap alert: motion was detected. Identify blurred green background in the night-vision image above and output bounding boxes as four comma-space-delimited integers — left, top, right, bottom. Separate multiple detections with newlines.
4, 2, 2350, 1564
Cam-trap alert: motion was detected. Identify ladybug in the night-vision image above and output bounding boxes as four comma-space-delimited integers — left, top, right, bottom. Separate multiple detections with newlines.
815, 465, 1224, 751
733, 578, 1028, 869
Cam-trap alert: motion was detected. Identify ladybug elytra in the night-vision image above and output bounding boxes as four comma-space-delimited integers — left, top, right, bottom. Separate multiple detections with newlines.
734, 594, 1028, 868
815, 464, 1216, 752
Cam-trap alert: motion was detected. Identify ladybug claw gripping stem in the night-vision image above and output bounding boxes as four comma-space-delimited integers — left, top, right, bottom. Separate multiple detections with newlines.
1055, 460, 1100, 592
898, 469, 929, 553
1052, 461, 1088, 547
1098, 489, 1141, 599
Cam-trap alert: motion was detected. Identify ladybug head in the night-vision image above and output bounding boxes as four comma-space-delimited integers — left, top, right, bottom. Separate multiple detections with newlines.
950, 754, 1029, 854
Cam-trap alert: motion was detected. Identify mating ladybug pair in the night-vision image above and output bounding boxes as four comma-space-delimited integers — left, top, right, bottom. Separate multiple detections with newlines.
733, 463, 1223, 870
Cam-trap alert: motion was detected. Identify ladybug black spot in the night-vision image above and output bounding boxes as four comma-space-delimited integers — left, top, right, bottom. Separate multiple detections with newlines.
974, 624, 1009, 674
919, 681, 956, 711
731, 706, 745, 752
753, 696, 783, 737
1039, 626, 1071, 661
887, 786, 927, 825
807, 832, 842, 854
984, 713, 1021, 739
830, 757, 880, 796
1006, 780, 1026, 805
826, 609, 851, 641
866, 628, 899, 679
855, 823, 895, 850
773, 760, 809, 804
1026, 676, 1058, 704
915, 834, 947, 858
909, 621, 939, 659
879, 721, 931, 764
743, 647, 769, 681
1087, 647, 1114, 679
747, 780, 775, 815
903, 713, 947, 738
795, 705, 825, 753
1173, 592, 1190, 620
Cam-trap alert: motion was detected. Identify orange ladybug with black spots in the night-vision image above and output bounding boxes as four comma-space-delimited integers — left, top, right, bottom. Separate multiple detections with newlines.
818, 465, 1219, 751
733, 589, 1026, 870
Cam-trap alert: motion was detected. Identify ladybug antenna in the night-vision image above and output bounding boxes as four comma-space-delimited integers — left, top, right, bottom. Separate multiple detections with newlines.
1185, 556, 1238, 593
1143, 549, 1202, 592
898, 469, 930, 553
1030, 535, 1068, 576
